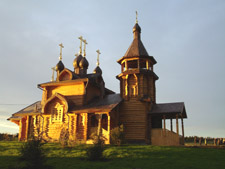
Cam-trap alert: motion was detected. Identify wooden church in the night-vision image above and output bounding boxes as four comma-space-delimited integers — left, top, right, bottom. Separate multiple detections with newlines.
8, 18, 187, 145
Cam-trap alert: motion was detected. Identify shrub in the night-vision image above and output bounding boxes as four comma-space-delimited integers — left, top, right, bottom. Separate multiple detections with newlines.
59, 128, 69, 148
0, 133, 18, 141
19, 138, 52, 169
110, 124, 125, 146
86, 133, 105, 161
86, 144, 104, 161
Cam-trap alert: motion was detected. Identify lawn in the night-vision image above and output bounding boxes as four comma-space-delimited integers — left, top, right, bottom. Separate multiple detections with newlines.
0, 141, 224, 169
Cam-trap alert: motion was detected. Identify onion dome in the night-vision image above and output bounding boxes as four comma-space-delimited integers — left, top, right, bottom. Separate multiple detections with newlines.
55, 60, 64, 72
73, 54, 83, 68
133, 23, 141, 33
79, 57, 89, 69
93, 66, 102, 75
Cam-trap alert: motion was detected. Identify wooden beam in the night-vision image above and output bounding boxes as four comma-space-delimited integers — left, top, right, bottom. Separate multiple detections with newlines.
176, 114, 179, 135
125, 61, 128, 71
163, 115, 166, 131
107, 114, 111, 144
181, 115, 184, 144
18, 119, 22, 141
163, 115, 166, 136
25, 116, 29, 140
84, 113, 88, 141
138, 60, 140, 69
146, 60, 149, 70
170, 119, 173, 132
97, 114, 102, 135
74, 114, 77, 141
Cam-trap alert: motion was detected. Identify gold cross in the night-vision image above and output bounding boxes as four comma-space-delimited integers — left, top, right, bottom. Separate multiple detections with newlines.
82, 39, 88, 57
59, 43, 64, 61
51, 66, 56, 81
78, 36, 83, 55
136, 11, 138, 23
96, 49, 101, 66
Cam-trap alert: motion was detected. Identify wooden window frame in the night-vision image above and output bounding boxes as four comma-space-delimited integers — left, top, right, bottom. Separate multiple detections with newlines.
51, 103, 64, 123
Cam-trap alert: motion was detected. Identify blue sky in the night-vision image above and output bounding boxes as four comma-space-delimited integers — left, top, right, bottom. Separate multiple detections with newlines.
0, 0, 225, 137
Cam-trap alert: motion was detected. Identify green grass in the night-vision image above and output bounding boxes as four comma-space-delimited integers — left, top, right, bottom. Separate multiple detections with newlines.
0, 141, 225, 169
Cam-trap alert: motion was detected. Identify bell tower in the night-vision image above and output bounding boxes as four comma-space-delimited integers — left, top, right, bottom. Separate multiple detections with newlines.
117, 22, 158, 102
117, 19, 158, 143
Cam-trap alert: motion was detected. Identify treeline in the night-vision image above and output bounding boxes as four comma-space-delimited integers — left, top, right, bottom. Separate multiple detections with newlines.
185, 136, 225, 145
0, 133, 18, 141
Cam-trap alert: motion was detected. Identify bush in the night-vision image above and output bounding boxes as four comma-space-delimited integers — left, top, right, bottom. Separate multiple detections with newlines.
86, 144, 104, 161
0, 133, 18, 141
86, 133, 105, 161
110, 125, 125, 146
59, 128, 69, 148
19, 138, 52, 169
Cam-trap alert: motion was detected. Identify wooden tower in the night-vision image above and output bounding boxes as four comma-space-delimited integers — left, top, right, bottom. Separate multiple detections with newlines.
117, 22, 158, 143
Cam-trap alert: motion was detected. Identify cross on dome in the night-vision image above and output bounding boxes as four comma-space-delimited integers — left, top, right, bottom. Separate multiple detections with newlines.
136, 11, 138, 23
96, 49, 101, 66
78, 36, 83, 55
51, 66, 56, 82
82, 39, 88, 57
59, 43, 64, 61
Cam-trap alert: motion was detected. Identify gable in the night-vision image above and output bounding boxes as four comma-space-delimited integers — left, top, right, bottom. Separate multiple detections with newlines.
59, 69, 73, 81
43, 93, 68, 114
46, 83, 85, 99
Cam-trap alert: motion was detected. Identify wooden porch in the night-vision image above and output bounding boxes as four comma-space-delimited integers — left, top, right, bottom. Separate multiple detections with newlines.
68, 112, 112, 144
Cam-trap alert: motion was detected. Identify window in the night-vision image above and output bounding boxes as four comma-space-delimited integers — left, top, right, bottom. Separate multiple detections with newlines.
129, 85, 137, 97
51, 103, 64, 123
127, 60, 138, 70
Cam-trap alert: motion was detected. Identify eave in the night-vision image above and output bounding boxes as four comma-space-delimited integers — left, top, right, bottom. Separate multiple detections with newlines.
38, 78, 88, 88
117, 55, 157, 65
116, 69, 159, 80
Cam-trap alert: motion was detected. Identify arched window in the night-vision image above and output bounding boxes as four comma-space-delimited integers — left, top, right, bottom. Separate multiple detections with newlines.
51, 103, 64, 123
129, 85, 138, 97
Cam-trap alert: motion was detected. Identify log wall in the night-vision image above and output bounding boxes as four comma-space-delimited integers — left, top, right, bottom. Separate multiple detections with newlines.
119, 98, 147, 141
47, 83, 85, 99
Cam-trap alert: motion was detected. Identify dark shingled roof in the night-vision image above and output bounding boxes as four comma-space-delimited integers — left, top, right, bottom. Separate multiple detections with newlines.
8, 93, 122, 121
8, 101, 41, 120
124, 38, 149, 57
117, 23, 157, 64
149, 102, 187, 119
69, 94, 122, 113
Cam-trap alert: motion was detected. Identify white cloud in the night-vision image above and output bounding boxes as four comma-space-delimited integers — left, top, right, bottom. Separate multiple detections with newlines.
0, 123, 18, 130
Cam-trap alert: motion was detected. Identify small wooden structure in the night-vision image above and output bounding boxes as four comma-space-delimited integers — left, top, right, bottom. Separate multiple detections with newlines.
8, 20, 187, 145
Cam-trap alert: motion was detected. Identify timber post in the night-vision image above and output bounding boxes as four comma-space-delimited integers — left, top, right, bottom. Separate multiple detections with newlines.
25, 116, 29, 140
125, 61, 128, 71
97, 114, 102, 135
107, 114, 111, 144
146, 60, 149, 70
163, 115, 166, 136
84, 113, 88, 141
170, 119, 173, 131
18, 119, 22, 141
74, 114, 77, 141
181, 115, 184, 145
176, 114, 179, 135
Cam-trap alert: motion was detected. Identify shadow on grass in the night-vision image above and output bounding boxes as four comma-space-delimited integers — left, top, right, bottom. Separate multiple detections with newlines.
1, 143, 225, 169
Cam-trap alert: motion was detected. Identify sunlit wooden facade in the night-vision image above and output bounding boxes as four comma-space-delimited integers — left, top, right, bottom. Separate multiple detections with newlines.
9, 21, 187, 145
